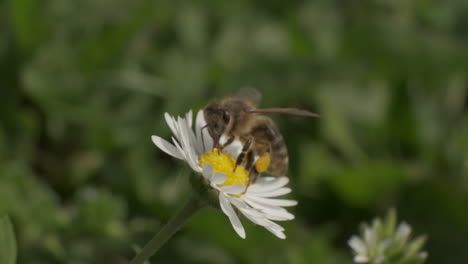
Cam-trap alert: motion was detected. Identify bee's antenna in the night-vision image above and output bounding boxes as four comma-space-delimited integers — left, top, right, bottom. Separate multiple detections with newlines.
247, 108, 320, 117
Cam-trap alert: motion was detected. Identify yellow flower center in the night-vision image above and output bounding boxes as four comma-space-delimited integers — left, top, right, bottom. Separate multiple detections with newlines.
199, 148, 250, 187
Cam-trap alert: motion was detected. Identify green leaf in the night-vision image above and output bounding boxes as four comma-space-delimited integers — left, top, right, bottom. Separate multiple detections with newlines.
0, 215, 17, 264
330, 161, 406, 206
384, 208, 397, 238
8, 0, 46, 53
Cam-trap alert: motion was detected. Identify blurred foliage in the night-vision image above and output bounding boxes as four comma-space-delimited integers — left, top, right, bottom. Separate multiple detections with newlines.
1, 0, 468, 263
0, 215, 17, 264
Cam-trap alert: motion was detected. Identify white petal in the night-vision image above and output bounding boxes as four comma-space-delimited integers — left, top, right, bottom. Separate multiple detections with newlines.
177, 116, 191, 150
190, 125, 203, 156
261, 218, 285, 232
238, 208, 266, 225
184, 111, 203, 155
263, 209, 295, 221
171, 136, 186, 158
185, 110, 193, 128
364, 229, 376, 244
246, 195, 298, 207
164, 113, 180, 140
219, 194, 245, 238
227, 196, 272, 220
225, 196, 249, 209
177, 117, 199, 170
248, 187, 291, 197
240, 208, 274, 228
219, 184, 246, 194
186, 156, 201, 172
248, 177, 289, 192
218, 134, 229, 145
354, 255, 369, 263
379, 239, 392, 252
242, 197, 294, 220
234, 204, 277, 228
348, 236, 367, 254
202, 164, 214, 180
151, 136, 184, 160
226, 197, 269, 220
222, 139, 243, 158
188, 139, 201, 159
203, 129, 213, 150
194, 111, 206, 154
236, 195, 294, 221
196, 110, 205, 133
265, 225, 286, 239
419, 252, 428, 260
239, 213, 286, 237
243, 195, 286, 211
211, 172, 227, 185
395, 222, 411, 241
227, 195, 292, 239
195, 110, 213, 151
375, 256, 385, 264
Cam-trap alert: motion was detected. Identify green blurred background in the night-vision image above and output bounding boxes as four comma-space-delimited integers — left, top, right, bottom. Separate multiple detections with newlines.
1, 0, 468, 263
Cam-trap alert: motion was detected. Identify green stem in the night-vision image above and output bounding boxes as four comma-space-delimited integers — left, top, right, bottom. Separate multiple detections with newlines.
130, 192, 206, 264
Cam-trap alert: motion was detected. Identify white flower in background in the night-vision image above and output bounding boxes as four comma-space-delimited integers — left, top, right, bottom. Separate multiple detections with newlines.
151, 110, 297, 239
348, 210, 427, 264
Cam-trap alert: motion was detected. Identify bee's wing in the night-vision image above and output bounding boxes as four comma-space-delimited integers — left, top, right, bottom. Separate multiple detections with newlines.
247, 108, 320, 117
235, 87, 262, 105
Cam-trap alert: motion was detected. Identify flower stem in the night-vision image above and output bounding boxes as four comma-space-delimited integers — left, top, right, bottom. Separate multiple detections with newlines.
130, 192, 206, 264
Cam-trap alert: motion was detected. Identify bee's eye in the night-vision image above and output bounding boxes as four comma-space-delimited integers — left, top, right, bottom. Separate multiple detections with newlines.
222, 111, 230, 123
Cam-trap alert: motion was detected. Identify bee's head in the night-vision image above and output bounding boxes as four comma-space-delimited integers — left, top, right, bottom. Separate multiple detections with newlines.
203, 102, 231, 145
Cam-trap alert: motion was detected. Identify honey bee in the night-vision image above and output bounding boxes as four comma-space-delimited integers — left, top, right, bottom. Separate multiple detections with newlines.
203, 88, 318, 179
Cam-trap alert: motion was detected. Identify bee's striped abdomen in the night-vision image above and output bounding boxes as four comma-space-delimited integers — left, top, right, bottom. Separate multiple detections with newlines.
249, 116, 289, 177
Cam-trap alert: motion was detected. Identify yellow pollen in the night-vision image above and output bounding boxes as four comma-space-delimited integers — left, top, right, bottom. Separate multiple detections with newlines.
199, 149, 250, 187
255, 153, 271, 173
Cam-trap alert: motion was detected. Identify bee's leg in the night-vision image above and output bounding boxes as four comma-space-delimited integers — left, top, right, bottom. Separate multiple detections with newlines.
256, 141, 272, 174
245, 150, 259, 183
244, 143, 270, 187
213, 136, 235, 155
255, 152, 271, 175
234, 137, 253, 172
245, 150, 255, 171
220, 136, 235, 149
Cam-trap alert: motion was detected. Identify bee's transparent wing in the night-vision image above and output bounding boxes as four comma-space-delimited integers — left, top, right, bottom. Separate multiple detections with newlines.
235, 87, 262, 105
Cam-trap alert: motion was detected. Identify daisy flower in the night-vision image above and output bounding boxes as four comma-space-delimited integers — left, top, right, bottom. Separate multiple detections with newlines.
151, 110, 297, 239
348, 210, 427, 264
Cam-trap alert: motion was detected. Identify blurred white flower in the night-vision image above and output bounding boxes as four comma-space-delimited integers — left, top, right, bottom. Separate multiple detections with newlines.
348, 210, 427, 264
151, 110, 297, 239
